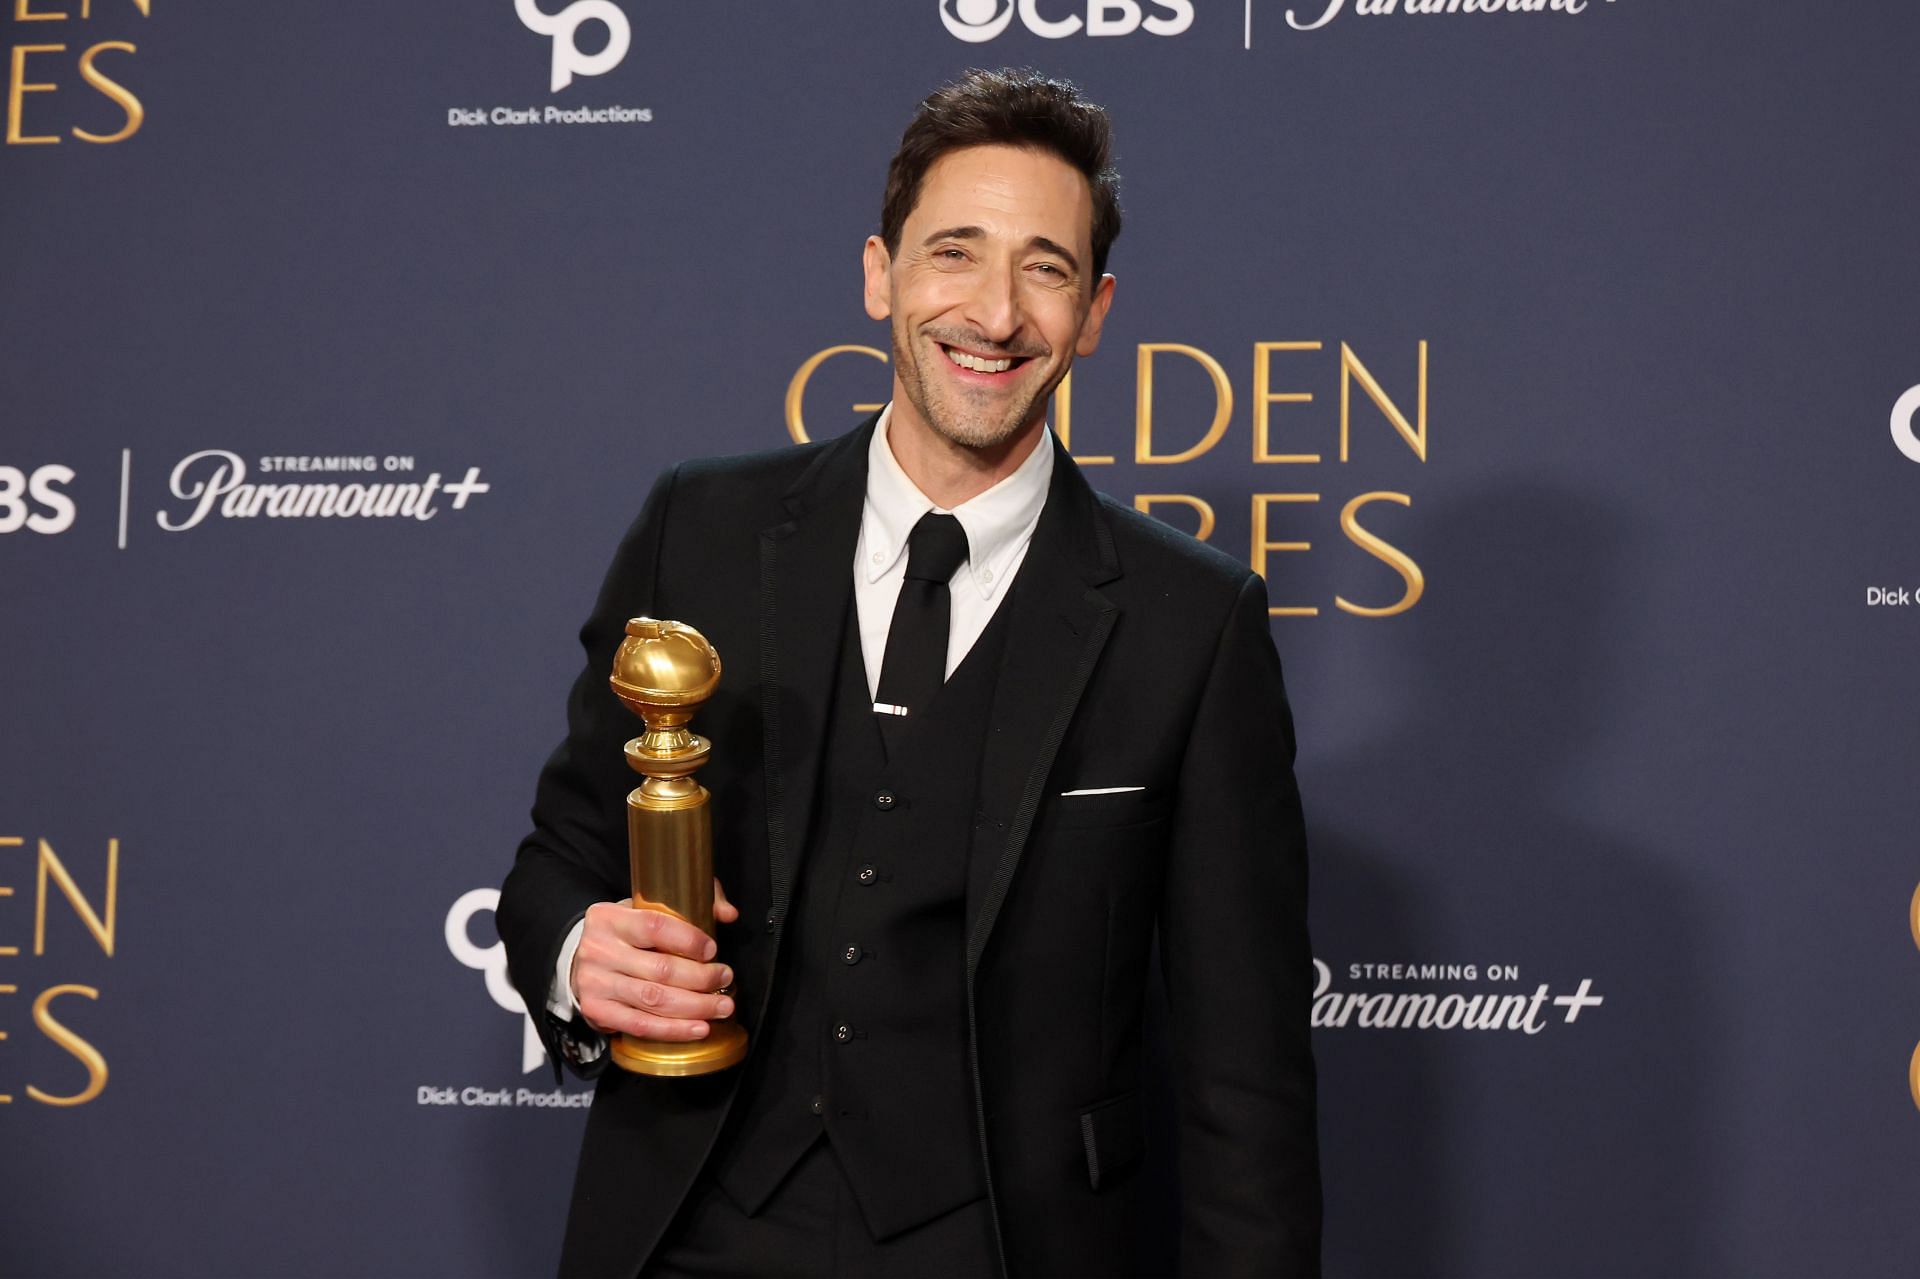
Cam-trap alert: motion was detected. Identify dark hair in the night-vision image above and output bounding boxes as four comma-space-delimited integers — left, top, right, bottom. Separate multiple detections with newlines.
881, 68, 1122, 281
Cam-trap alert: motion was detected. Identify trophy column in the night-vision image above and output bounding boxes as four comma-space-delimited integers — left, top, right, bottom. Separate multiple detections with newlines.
606, 617, 748, 1076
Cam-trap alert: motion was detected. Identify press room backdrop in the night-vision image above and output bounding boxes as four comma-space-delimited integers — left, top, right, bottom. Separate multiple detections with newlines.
3, 2, 1917, 1275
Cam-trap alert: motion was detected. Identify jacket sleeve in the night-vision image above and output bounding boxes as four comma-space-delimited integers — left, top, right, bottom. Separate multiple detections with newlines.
498, 465, 679, 1081
1161, 570, 1323, 1276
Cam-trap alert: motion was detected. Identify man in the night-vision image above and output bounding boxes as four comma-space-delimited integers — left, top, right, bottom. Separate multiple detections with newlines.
499, 68, 1320, 1278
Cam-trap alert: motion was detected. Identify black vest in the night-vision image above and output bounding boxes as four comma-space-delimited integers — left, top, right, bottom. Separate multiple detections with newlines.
714, 599, 1008, 1239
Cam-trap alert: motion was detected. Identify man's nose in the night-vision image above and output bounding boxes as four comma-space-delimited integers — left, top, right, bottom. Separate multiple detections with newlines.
960, 261, 1022, 346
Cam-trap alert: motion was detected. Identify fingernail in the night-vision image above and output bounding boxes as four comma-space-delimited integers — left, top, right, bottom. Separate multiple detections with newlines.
704, 941, 718, 960
692, 1022, 709, 1037
720, 967, 734, 986
717, 998, 734, 1017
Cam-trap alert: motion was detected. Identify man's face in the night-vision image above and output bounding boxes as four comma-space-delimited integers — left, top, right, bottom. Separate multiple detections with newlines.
864, 144, 1115, 453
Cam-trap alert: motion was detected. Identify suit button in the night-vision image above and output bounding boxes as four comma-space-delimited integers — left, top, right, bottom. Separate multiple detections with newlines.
764, 909, 780, 934
833, 1023, 853, 1043
873, 789, 896, 811
856, 864, 877, 884
841, 945, 861, 966
809, 1094, 826, 1116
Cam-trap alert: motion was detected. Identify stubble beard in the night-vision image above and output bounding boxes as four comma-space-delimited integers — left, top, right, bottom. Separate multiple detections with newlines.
891, 320, 1058, 453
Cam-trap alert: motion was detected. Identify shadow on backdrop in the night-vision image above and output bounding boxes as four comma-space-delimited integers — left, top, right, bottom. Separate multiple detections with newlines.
1293, 482, 1711, 1276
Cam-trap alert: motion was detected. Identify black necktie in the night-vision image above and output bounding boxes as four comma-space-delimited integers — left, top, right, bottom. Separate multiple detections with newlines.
874, 512, 969, 747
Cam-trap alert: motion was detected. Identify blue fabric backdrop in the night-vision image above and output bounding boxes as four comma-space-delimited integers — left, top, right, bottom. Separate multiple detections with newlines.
4, 2, 1918, 1274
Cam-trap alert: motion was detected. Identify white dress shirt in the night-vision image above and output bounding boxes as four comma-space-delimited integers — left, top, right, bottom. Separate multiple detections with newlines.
547, 405, 1054, 1046
853, 403, 1053, 696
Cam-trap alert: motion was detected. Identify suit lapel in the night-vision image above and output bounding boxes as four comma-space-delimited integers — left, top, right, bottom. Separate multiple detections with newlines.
759, 419, 872, 921
965, 442, 1120, 977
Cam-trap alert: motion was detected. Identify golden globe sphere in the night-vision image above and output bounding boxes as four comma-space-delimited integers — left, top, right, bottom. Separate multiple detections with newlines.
610, 617, 722, 712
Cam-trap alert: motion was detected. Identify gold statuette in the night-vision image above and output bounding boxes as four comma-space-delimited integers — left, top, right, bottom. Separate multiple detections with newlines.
605, 618, 748, 1076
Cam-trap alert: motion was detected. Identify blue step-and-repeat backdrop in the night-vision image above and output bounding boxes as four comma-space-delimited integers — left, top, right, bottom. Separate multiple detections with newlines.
4, 2, 1918, 1275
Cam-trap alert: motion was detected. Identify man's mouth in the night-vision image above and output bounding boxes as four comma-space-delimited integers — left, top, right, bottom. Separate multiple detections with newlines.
937, 343, 1034, 378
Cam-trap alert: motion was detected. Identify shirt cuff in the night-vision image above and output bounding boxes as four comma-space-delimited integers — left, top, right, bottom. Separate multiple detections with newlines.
548, 918, 588, 1022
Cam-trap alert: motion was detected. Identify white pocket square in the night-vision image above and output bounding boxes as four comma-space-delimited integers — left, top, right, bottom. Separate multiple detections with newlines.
1059, 786, 1146, 796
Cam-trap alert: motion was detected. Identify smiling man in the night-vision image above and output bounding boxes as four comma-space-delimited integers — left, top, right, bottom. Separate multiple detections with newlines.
499, 69, 1321, 1278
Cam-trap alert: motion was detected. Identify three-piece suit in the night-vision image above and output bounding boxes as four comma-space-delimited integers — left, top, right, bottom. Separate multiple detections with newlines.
498, 415, 1321, 1277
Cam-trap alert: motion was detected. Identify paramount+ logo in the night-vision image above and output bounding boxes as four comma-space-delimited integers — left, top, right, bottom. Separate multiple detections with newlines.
940, 0, 1195, 41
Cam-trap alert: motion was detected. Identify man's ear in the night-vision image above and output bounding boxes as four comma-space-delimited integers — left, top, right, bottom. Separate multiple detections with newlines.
862, 236, 893, 321
1075, 273, 1117, 357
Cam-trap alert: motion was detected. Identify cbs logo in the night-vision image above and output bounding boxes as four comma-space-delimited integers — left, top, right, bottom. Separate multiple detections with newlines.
941, 0, 1195, 42
0, 465, 76, 535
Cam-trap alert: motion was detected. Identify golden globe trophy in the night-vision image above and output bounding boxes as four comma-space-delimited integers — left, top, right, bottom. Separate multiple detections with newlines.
605, 617, 748, 1076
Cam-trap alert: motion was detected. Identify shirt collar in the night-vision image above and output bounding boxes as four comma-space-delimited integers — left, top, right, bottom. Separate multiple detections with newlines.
861, 403, 1054, 600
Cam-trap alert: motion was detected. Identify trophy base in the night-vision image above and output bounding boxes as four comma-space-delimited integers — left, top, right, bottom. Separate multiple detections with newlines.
609, 1021, 748, 1077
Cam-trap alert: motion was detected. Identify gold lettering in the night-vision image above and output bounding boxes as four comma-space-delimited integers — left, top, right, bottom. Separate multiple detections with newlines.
35, 837, 117, 957
7, 44, 65, 146
73, 40, 140, 143
1135, 343, 1232, 464
1340, 341, 1428, 462
0, 836, 19, 957
1252, 342, 1322, 463
784, 345, 886, 444
26, 984, 108, 1106
1251, 493, 1319, 617
1134, 494, 1215, 541
0, 983, 11, 1102
14, 0, 68, 19
1053, 370, 1112, 464
1335, 492, 1424, 617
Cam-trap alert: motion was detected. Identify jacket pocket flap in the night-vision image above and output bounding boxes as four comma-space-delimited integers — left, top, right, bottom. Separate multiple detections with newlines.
1079, 1091, 1145, 1192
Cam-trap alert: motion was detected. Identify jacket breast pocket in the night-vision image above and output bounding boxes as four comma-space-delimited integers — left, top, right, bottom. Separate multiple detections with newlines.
1079, 1091, 1145, 1192
1043, 788, 1170, 831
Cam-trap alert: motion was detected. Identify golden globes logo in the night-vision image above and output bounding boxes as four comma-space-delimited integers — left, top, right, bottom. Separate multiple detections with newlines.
0, 835, 118, 1106
4, 0, 148, 146
1909, 882, 1920, 1113
786, 338, 1429, 618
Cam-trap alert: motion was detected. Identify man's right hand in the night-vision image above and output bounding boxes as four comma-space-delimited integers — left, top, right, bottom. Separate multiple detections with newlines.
570, 900, 736, 1041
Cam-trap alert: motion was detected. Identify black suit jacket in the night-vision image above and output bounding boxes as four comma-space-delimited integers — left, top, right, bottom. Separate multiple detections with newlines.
499, 417, 1321, 1277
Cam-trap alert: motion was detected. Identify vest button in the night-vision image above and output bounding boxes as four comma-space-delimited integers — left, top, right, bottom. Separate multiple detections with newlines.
809, 1094, 826, 1116
873, 789, 896, 810
833, 1023, 853, 1043
841, 945, 861, 966
856, 865, 877, 885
